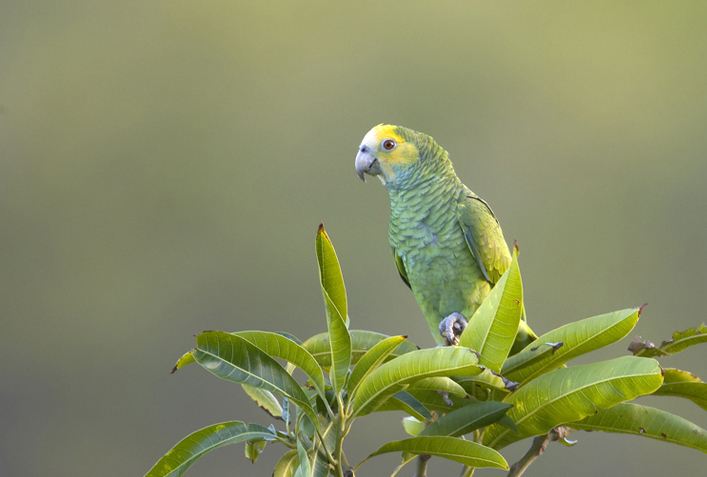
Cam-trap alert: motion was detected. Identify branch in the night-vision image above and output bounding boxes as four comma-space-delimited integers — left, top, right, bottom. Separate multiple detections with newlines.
415, 455, 430, 477
507, 427, 570, 477
459, 465, 475, 477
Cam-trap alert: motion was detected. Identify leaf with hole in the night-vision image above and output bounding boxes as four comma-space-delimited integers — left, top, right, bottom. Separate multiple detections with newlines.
652, 368, 707, 410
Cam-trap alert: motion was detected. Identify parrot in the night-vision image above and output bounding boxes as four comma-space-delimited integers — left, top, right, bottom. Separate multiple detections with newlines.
354, 123, 537, 348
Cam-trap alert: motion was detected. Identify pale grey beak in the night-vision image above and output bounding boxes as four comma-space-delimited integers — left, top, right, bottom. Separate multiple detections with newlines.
355, 146, 380, 182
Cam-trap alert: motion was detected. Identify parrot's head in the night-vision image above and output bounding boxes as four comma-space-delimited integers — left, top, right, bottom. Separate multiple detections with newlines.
355, 124, 447, 188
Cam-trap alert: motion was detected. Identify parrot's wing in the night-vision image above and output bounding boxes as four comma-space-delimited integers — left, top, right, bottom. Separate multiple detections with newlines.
392, 247, 412, 289
457, 193, 512, 285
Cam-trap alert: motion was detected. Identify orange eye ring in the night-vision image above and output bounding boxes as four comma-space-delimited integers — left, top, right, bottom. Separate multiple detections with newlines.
382, 139, 396, 151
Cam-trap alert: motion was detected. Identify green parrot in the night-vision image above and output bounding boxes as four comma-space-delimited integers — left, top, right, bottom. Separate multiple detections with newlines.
355, 123, 537, 348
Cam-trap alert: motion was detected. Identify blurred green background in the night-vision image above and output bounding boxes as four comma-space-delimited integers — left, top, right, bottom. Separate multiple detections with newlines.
1, 1, 705, 476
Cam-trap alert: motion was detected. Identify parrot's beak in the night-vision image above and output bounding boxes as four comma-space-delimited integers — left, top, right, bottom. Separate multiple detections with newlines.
355, 146, 381, 182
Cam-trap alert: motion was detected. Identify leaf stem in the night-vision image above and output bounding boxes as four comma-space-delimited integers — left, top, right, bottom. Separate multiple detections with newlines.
275, 430, 297, 449
389, 456, 417, 477
333, 396, 347, 477
314, 426, 337, 468
321, 392, 336, 420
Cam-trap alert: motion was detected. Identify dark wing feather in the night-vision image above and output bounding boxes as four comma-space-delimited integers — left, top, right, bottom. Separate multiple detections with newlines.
392, 247, 412, 289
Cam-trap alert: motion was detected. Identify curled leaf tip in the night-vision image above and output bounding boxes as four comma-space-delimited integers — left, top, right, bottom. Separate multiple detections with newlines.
318, 223, 325, 232
638, 303, 648, 316
560, 437, 578, 447
170, 365, 178, 374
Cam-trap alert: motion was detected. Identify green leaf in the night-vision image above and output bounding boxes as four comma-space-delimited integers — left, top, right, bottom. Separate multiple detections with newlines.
193, 331, 317, 422
350, 347, 482, 417
145, 421, 275, 477
302, 330, 417, 368
484, 356, 663, 449
367, 436, 508, 470
459, 251, 522, 372
498, 343, 558, 378
347, 335, 407, 395
241, 383, 283, 419
456, 368, 516, 395
315, 224, 348, 324
393, 392, 433, 420
653, 368, 707, 410
171, 350, 195, 373
311, 421, 337, 477
372, 392, 433, 421
503, 308, 640, 383
234, 330, 326, 396
402, 416, 426, 436
294, 439, 312, 477
408, 377, 467, 397
632, 323, 707, 357
273, 450, 299, 477
573, 403, 707, 453
405, 389, 469, 413
422, 401, 513, 437
315, 225, 351, 393
245, 439, 267, 463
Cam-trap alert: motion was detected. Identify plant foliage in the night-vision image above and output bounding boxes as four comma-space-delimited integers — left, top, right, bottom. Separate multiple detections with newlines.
147, 225, 707, 477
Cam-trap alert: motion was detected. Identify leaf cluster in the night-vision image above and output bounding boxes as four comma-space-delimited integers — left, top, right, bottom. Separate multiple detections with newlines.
147, 226, 706, 477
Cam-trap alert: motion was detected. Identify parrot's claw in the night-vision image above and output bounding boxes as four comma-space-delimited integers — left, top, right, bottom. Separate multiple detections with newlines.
439, 312, 467, 346
438, 391, 454, 407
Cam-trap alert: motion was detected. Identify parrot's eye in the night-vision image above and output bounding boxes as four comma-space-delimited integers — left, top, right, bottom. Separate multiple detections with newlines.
382, 139, 396, 151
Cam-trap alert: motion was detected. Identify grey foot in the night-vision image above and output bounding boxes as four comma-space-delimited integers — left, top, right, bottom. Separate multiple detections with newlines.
439, 312, 467, 346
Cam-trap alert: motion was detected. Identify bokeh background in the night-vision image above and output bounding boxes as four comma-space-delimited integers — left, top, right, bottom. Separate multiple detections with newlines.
1, 1, 705, 476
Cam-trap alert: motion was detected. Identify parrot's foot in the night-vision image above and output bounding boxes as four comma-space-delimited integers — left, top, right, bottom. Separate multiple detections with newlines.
439, 312, 467, 346
437, 391, 454, 407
